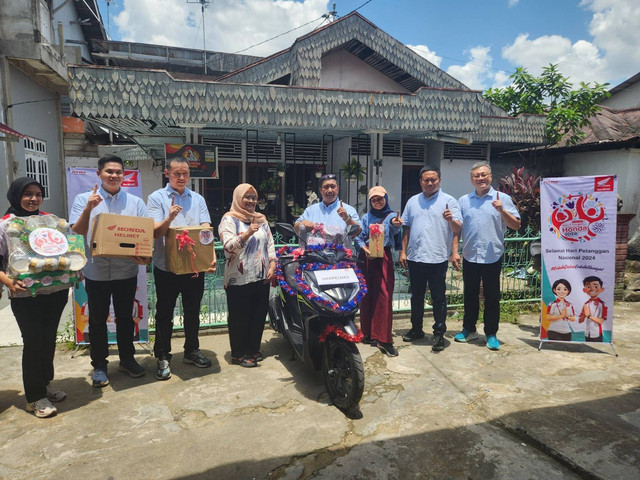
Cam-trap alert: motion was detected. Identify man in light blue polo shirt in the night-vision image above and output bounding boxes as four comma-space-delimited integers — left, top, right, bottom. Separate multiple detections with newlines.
70, 155, 150, 387
294, 173, 361, 246
146, 156, 216, 380
452, 161, 520, 351
400, 165, 462, 352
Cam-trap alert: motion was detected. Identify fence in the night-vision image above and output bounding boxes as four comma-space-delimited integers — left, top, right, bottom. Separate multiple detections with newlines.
147, 228, 541, 331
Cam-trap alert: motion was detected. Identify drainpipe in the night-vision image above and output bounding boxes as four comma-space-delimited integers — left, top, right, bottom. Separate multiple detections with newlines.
57, 22, 65, 59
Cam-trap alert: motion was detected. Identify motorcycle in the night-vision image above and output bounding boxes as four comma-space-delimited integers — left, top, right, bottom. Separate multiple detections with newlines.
269, 222, 366, 412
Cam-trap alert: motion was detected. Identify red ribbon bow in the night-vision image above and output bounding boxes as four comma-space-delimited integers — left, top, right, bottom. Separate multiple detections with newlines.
176, 230, 199, 278
369, 224, 383, 237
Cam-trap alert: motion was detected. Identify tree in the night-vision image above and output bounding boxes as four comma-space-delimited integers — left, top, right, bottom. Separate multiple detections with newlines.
484, 64, 610, 166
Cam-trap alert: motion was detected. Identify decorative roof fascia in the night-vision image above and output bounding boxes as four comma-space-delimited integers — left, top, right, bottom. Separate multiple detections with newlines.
221, 13, 466, 91
67, 65, 547, 144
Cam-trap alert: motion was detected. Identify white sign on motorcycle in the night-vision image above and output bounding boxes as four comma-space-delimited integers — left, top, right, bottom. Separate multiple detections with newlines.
314, 268, 358, 286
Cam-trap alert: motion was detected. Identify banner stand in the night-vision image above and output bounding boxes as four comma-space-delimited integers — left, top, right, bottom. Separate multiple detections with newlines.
538, 338, 618, 356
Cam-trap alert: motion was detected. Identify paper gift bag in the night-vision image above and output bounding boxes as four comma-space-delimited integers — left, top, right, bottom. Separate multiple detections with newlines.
368, 223, 385, 258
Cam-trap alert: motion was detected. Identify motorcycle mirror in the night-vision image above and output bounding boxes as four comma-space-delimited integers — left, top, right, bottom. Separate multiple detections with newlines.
346, 224, 360, 238
276, 222, 297, 240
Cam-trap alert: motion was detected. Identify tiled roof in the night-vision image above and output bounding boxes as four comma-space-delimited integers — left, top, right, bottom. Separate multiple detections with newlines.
67, 65, 546, 144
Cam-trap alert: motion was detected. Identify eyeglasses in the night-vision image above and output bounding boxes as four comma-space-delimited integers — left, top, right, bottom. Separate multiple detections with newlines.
472, 173, 491, 179
320, 174, 337, 181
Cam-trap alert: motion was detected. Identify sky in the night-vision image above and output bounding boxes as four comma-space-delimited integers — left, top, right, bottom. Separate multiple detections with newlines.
97, 0, 640, 91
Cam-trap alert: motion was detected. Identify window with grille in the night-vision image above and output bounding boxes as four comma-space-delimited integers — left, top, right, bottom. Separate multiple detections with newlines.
24, 137, 49, 199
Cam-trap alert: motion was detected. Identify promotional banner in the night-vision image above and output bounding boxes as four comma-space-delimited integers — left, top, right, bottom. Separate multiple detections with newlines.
540, 175, 617, 344
164, 144, 218, 179
66, 167, 149, 344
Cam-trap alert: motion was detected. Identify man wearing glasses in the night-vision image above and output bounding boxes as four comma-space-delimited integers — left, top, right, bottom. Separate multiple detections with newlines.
399, 165, 462, 352
70, 155, 150, 387
146, 156, 217, 380
294, 173, 361, 246
451, 161, 520, 351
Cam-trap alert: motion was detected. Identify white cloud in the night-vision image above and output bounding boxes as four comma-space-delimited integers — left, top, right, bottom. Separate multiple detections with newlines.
407, 44, 442, 67
499, 0, 640, 87
446, 46, 493, 90
508, 0, 520, 7
501, 33, 608, 85
114, 0, 328, 56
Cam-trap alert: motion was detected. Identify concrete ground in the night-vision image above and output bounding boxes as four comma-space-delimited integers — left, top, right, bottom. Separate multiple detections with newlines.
0, 303, 639, 480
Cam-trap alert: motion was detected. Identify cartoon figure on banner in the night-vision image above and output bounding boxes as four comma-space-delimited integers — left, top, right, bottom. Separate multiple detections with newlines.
544, 279, 576, 341
549, 193, 607, 242
579, 276, 607, 342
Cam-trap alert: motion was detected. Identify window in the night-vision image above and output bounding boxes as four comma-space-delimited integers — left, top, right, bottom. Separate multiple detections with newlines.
24, 137, 49, 199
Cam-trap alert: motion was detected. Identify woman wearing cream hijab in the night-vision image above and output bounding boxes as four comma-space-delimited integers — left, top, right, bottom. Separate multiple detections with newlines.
219, 184, 276, 367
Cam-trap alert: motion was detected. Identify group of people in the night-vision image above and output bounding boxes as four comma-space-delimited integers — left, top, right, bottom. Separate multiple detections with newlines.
0, 156, 519, 419
349, 161, 520, 357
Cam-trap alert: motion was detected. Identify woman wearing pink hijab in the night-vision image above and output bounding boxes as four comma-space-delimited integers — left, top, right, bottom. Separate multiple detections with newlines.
219, 184, 276, 367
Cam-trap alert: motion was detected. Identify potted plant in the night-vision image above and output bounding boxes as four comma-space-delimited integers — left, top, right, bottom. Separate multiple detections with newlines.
315, 165, 324, 179
257, 197, 267, 210
304, 180, 314, 196
290, 203, 304, 220
259, 177, 280, 201
267, 214, 278, 228
341, 157, 366, 182
276, 162, 287, 178
286, 194, 295, 207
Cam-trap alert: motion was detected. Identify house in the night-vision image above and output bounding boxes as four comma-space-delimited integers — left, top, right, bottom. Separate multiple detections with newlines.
0, 0, 106, 216
66, 12, 547, 226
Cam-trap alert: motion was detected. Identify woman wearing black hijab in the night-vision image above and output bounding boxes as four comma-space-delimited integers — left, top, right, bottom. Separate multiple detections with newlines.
0, 177, 70, 418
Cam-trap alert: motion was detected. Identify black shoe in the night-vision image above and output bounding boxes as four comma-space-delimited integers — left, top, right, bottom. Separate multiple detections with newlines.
183, 349, 212, 368
118, 358, 145, 378
362, 336, 371, 344
377, 342, 399, 357
432, 334, 445, 352
402, 329, 425, 342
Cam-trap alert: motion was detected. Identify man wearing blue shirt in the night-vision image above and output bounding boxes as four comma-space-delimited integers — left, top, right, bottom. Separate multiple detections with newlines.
146, 157, 216, 380
400, 165, 462, 352
452, 161, 521, 351
70, 155, 150, 387
294, 173, 361, 245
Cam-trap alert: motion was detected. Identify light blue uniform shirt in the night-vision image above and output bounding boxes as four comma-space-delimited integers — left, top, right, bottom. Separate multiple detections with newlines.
146, 185, 211, 272
401, 190, 461, 264
298, 198, 360, 248
354, 211, 401, 251
458, 186, 520, 264
70, 186, 148, 281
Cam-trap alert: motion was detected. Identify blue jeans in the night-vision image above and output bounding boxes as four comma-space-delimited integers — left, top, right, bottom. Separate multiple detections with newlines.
407, 260, 449, 335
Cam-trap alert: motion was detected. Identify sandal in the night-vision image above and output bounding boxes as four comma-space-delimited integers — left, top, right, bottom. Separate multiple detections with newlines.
231, 355, 258, 368
252, 352, 264, 362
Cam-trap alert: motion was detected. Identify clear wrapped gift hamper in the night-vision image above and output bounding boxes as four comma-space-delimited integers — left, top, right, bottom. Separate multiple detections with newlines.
4, 214, 86, 295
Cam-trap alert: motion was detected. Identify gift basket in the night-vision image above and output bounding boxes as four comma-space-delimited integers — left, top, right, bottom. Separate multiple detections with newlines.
4, 214, 86, 295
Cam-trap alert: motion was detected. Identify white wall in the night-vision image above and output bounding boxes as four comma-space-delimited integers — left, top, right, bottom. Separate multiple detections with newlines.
440, 158, 476, 201
9, 66, 64, 216
602, 81, 640, 109
563, 148, 640, 237
320, 50, 411, 93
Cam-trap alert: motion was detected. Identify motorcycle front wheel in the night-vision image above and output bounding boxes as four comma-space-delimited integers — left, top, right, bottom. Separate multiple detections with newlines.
322, 337, 365, 411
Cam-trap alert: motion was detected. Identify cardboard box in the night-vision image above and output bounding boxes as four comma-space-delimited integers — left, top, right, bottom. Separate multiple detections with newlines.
165, 226, 215, 275
90, 213, 154, 258
368, 224, 385, 258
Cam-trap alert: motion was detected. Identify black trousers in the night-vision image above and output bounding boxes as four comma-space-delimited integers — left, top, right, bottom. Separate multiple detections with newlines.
85, 276, 137, 368
462, 257, 503, 336
153, 267, 205, 360
225, 281, 269, 358
407, 260, 449, 335
12, 289, 69, 403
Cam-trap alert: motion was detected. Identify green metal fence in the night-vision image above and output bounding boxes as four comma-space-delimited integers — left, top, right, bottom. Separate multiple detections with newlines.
146, 228, 541, 330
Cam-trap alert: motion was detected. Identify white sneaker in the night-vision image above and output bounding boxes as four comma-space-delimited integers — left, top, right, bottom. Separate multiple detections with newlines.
26, 398, 57, 418
46, 384, 66, 402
